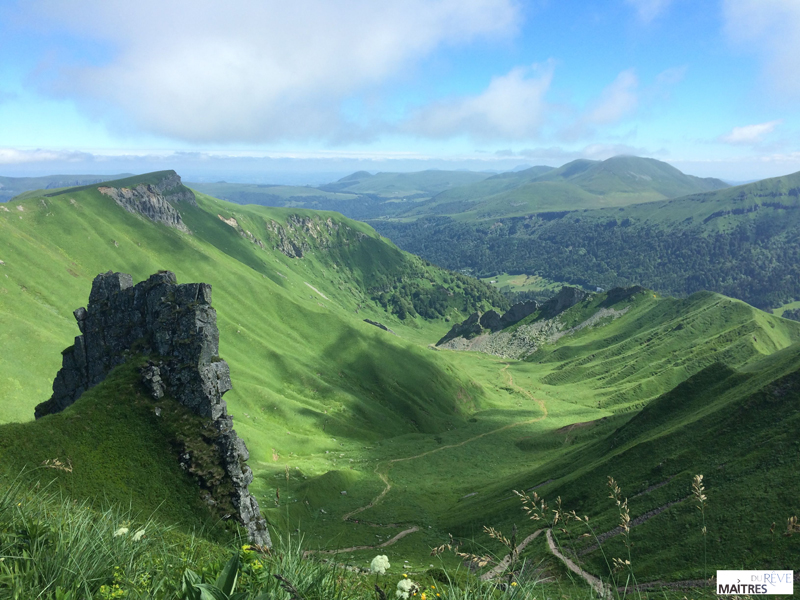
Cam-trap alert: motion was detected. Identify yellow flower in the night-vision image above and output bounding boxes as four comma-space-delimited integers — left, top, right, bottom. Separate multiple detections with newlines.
421, 594, 426, 600
511, 582, 517, 586
403, 573, 408, 578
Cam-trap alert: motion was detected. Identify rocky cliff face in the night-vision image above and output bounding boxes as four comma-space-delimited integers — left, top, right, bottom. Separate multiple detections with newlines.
35, 271, 271, 547
437, 299, 540, 346
265, 214, 367, 258
98, 172, 196, 233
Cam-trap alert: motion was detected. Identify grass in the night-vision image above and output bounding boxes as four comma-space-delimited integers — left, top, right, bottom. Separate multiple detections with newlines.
1, 171, 799, 588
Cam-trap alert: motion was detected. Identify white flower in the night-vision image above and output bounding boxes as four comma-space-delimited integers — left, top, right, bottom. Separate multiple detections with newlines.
370, 554, 390, 575
132, 528, 146, 542
396, 578, 417, 599
113, 527, 129, 537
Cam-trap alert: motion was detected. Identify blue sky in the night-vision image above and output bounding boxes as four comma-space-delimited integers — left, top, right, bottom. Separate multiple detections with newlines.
1, 0, 799, 183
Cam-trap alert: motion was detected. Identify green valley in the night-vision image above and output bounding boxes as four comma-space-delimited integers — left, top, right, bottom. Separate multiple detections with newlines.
1, 171, 798, 598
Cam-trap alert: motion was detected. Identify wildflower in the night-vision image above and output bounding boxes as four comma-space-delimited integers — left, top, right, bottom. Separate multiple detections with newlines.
421, 594, 427, 600
511, 582, 517, 586
396, 578, 419, 599
370, 554, 391, 575
403, 573, 408, 578
132, 528, 146, 542
113, 527, 129, 537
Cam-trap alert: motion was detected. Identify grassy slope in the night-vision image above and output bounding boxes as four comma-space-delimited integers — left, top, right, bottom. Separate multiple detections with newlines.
1, 172, 799, 582
0, 359, 229, 534
0, 174, 508, 558
454, 345, 800, 581
526, 288, 800, 411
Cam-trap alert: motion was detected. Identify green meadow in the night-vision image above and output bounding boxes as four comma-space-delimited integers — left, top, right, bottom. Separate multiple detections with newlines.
1, 172, 798, 598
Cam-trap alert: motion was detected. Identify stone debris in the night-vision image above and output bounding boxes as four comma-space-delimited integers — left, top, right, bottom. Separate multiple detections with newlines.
35, 270, 271, 547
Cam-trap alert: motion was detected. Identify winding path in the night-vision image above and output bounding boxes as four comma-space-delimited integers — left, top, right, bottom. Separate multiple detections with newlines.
342, 363, 548, 525
307, 526, 420, 556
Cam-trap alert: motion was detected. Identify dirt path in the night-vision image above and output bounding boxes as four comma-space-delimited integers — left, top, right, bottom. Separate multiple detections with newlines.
480, 529, 545, 581
546, 529, 610, 597
307, 526, 420, 556
343, 363, 548, 524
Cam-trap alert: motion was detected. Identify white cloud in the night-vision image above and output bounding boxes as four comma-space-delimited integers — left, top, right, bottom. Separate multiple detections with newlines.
585, 70, 639, 126
719, 120, 782, 144
723, 0, 800, 96
401, 62, 554, 141
624, 0, 673, 22
21, 0, 519, 143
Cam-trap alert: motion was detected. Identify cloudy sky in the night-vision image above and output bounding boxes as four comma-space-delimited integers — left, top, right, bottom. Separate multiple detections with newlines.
1, 0, 799, 183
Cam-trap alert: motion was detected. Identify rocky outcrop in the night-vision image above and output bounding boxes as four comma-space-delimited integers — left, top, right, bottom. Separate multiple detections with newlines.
437, 287, 637, 359
98, 172, 195, 233
265, 215, 366, 258
35, 271, 271, 547
437, 298, 541, 346
538, 286, 588, 319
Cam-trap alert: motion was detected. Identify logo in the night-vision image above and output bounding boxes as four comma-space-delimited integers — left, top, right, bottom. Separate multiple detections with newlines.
716, 570, 793, 595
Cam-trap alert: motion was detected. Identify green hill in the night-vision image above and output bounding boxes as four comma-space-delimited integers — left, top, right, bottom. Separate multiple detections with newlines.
402, 156, 727, 219
374, 169, 800, 308
533, 155, 728, 198
0, 359, 232, 533
451, 343, 800, 582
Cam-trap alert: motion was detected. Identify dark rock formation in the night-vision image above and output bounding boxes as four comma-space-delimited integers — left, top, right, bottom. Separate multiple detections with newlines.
437, 287, 589, 346
98, 172, 195, 233
499, 300, 539, 327
363, 319, 396, 335
478, 310, 503, 331
537, 286, 588, 320
437, 311, 483, 345
437, 299, 540, 346
35, 271, 271, 547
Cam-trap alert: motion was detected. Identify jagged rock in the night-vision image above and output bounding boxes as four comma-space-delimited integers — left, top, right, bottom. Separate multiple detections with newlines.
499, 300, 539, 327
34, 270, 271, 547
437, 311, 483, 345
479, 310, 503, 332
437, 287, 587, 347
538, 286, 587, 319
98, 172, 195, 233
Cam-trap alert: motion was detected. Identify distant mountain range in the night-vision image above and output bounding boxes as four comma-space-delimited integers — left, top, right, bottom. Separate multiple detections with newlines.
375, 169, 800, 309
0, 174, 132, 203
